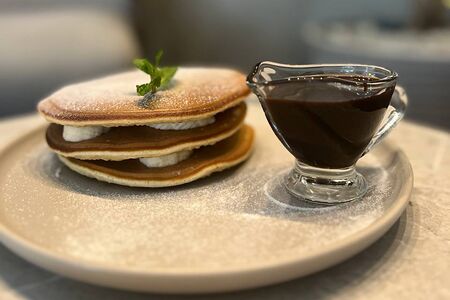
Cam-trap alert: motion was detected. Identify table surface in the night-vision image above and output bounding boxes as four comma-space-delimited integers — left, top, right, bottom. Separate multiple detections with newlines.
0, 113, 448, 300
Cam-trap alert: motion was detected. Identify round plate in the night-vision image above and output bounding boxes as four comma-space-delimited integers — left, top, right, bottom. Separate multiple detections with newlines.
0, 99, 413, 294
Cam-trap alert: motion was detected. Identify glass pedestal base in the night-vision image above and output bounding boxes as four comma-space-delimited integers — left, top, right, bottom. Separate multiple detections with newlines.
265, 161, 367, 207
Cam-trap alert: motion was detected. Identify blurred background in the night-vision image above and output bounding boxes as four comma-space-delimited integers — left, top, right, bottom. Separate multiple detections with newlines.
1, 0, 449, 129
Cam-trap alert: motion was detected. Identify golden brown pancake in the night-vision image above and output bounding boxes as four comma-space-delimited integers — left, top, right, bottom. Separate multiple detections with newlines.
46, 103, 246, 160
58, 125, 254, 187
38, 68, 250, 126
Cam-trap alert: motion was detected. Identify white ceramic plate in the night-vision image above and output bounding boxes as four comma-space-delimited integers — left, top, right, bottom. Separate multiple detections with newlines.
0, 100, 413, 294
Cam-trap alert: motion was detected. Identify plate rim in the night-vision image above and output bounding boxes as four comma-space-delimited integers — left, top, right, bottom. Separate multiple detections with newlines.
0, 123, 414, 293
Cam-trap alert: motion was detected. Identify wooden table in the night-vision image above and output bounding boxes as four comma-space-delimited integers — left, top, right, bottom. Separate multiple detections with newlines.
0, 114, 448, 299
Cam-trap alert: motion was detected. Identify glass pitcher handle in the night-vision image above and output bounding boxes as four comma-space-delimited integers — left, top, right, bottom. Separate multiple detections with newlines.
362, 85, 408, 157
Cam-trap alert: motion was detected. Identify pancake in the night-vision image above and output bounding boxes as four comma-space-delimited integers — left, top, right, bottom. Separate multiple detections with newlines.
46, 103, 246, 160
58, 125, 254, 187
38, 68, 250, 127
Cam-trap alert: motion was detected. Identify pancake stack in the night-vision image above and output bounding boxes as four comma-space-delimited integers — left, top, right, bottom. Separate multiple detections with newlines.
38, 68, 254, 187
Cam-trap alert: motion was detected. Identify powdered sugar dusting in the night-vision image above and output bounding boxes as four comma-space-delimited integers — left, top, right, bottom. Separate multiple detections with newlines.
0, 100, 401, 271
39, 68, 249, 123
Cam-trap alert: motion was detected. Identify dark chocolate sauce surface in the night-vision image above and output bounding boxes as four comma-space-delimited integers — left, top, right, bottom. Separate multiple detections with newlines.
262, 75, 395, 169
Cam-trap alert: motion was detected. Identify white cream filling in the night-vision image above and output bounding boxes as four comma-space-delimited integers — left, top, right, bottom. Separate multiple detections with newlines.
63, 116, 216, 142
62, 116, 216, 142
148, 116, 215, 130
139, 150, 192, 168
63, 126, 110, 142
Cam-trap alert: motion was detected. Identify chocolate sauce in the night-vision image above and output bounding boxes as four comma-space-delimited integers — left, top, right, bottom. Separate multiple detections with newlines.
262, 75, 395, 169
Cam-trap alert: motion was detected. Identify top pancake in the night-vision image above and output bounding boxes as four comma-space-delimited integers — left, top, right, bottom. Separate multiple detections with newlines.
38, 68, 250, 126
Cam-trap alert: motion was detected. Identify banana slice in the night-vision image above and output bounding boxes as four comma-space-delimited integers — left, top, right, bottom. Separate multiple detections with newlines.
139, 150, 193, 168
148, 117, 215, 130
63, 126, 110, 142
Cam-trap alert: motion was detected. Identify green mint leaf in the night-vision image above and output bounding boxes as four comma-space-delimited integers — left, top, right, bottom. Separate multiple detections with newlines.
150, 76, 161, 93
154, 50, 163, 67
133, 50, 177, 97
160, 67, 177, 87
133, 58, 154, 75
136, 83, 151, 96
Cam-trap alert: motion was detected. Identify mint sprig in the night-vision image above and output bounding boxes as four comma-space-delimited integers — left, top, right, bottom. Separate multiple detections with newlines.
133, 50, 177, 96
